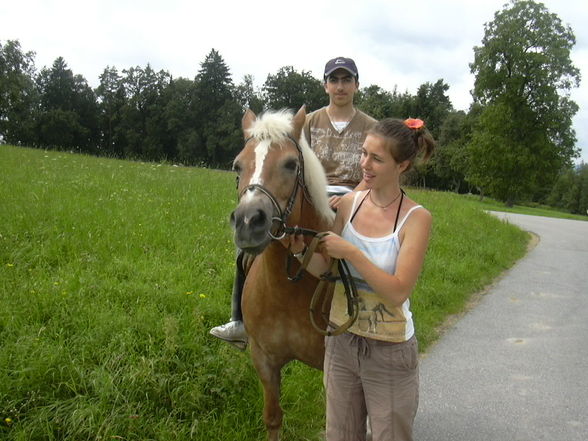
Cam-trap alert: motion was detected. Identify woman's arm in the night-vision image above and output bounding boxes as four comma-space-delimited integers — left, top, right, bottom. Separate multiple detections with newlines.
321, 208, 432, 307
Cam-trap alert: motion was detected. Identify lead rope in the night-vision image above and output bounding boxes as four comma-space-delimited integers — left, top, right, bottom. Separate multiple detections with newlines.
285, 231, 360, 337
309, 246, 359, 337
298, 192, 370, 337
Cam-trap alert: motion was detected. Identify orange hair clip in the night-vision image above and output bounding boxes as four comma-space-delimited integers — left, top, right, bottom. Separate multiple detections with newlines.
404, 118, 424, 129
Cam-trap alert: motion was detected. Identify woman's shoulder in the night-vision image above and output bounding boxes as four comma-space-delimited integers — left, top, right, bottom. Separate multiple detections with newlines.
401, 196, 432, 224
341, 190, 367, 208
333, 191, 366, 229
401, 201, 432, 239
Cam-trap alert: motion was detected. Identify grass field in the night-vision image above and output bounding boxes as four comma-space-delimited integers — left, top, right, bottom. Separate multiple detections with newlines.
1, 145, 532, 440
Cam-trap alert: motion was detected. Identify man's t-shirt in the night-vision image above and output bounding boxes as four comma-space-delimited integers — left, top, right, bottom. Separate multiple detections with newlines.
303, 107, 376, 189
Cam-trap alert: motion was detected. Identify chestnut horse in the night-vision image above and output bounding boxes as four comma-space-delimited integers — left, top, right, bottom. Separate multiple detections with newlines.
231, 106, 335, 440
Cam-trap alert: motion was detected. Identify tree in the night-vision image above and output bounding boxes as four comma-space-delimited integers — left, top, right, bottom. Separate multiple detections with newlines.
262, 66, 326, 111
402, 79, 454, 188
234, 74, 264, 114
36, 57, 99, 151
412, 79, 453, 140
163, 77, 204, 164
427, 110, 473, 193
0, 39, 39, 145
355, 85, 414, 120
195, 49, 242, 167
547, 163, 588, 215
467, 0, 581, 205
197, 49, 233, 112
118, 64, 172, 159
96, 66, 126, 157
355, 85, 392, 119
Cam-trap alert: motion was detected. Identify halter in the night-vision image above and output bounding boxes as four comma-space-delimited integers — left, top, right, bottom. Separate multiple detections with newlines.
238, 134, 308, 240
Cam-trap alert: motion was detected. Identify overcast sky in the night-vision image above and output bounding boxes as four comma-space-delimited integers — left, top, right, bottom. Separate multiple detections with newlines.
2, 0, 587, 163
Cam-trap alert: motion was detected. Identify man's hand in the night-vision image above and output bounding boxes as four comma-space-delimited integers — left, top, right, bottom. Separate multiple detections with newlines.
328, 195, 343, 210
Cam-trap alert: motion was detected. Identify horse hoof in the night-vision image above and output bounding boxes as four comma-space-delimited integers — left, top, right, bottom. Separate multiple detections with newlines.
228, 340, 247, 351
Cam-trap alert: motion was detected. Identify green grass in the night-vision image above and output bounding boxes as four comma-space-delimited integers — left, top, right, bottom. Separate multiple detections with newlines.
1, 145, 531, 440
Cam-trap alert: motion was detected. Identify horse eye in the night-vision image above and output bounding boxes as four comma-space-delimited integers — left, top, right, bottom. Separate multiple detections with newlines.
233, 162, 242, 174
284, 159, 298, 172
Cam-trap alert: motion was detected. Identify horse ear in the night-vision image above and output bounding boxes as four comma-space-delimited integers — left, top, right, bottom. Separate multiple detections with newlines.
242, 109, 257, 138
291, 105, 306, 141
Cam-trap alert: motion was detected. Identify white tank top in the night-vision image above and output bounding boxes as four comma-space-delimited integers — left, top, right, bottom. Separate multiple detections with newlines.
329, 191, 422, 342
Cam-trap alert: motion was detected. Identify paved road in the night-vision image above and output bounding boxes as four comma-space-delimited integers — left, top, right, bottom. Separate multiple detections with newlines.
414, 212, 588, 441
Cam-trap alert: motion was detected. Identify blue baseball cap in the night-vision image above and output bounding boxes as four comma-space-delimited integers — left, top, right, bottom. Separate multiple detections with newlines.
324, 57, 358, 79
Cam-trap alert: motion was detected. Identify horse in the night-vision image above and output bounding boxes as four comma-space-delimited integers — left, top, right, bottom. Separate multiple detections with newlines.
230, 106, 335, 440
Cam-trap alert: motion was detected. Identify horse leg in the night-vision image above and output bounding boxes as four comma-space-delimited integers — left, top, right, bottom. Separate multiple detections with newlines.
250, 340, 284, 441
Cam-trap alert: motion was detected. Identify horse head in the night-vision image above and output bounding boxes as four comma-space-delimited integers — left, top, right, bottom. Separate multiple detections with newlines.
230, 106, 333, 255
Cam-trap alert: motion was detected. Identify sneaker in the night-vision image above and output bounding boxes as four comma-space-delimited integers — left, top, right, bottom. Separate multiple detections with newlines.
210, 320, 248, 350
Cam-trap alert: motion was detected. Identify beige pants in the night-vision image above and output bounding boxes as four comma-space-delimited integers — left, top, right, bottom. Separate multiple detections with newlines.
323, 332, 419, 441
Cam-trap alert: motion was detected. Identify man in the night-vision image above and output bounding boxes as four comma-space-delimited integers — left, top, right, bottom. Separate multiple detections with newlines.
209, 57, 376, 349
304, 56, 376, 209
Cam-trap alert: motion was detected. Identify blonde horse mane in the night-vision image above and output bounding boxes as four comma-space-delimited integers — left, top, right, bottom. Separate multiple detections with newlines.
247, 110, 335, 224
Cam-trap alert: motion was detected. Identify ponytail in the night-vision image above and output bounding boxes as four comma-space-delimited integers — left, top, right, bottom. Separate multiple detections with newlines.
369, 118, 436, 172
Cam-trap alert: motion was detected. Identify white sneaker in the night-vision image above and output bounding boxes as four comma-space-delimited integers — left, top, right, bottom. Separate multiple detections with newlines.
210, 320, 248, 350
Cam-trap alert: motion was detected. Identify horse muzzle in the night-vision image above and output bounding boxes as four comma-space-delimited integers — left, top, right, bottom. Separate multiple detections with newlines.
230, 196, 276, 255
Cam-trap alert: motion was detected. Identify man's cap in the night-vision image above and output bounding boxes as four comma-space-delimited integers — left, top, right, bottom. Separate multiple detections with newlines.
324, 57, 358, 79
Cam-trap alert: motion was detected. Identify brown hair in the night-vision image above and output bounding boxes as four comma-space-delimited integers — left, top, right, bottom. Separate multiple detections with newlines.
369, 118, 436, 172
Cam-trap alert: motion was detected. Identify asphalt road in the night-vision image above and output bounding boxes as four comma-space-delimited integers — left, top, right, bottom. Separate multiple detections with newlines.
413, 212, 588, 441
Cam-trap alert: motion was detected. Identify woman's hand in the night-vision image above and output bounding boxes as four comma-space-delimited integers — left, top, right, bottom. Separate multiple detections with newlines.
320, 232, 356, 260
280, 228, 305, 254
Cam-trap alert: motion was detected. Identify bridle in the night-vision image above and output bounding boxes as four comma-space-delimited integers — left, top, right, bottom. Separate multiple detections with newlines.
238, 134, 311, 240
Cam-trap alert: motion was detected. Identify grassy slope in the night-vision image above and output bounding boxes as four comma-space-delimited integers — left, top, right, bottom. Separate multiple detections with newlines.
1, 145, 531, 440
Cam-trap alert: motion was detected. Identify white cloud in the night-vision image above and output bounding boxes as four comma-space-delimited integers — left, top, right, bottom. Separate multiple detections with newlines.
2, 0, 587, 162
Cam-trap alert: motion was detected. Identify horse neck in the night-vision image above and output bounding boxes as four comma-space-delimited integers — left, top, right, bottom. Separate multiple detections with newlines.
291, 192, 331, 234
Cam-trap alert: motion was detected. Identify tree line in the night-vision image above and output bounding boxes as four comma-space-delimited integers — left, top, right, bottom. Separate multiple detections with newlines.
1, 0, 586, 214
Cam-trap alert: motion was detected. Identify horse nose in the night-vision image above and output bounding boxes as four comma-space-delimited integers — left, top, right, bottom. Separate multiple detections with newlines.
232, 207, 268, 231
248, 208, 267, 228
231, 199, 274, 252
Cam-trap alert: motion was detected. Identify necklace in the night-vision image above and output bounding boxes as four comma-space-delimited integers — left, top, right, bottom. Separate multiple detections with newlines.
369, 189, 402, 210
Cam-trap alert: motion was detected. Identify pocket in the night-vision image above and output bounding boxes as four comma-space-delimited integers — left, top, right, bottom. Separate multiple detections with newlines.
401, 338, 418, 371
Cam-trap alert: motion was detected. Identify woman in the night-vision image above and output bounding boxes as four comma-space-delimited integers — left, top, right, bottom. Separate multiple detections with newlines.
286, 117, 435, 441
